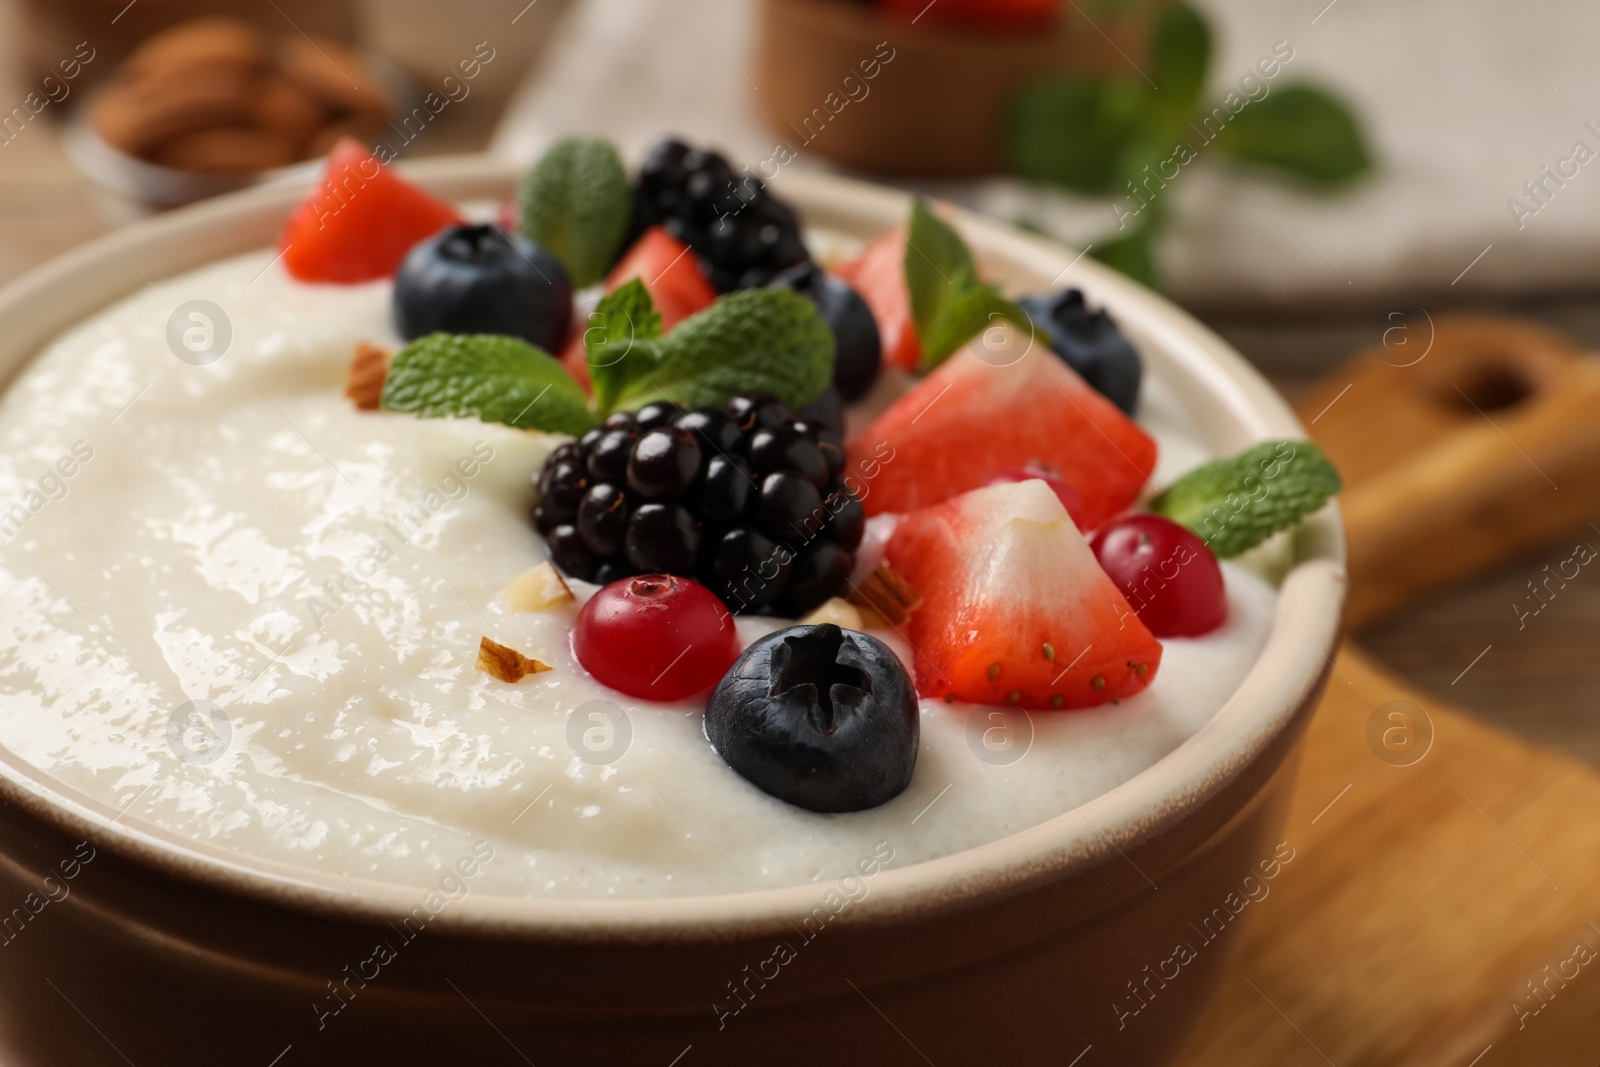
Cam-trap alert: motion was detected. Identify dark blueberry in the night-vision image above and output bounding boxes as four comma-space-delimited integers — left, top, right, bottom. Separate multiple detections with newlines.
593, 561, 630, 587
747, 426, 828, 487
545, 524, 595, 582
627, 428, 703, 500
697, 455, 754, 523
393, 224, 572, 352
770, 264, 883, 403
602, 411, 637, 431
1017, 290, 1142, 414
795, 385, 845, 439
757, 471, 824, 541
709, 527, 792, 612
538, 459, 588, 511
785, 542, 855, 617
822, 484, 865, 552
704, 624, 918, 813
726, 394, 791, 434
633, 401, 684, 432
624, 503, 699, 574
576, 483, 629, 558
675, 407, 742, 454
586, 429, 636, 483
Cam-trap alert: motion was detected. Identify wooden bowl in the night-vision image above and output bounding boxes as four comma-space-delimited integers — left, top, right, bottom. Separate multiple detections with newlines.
0, 158, 1343, 1065
753, 0, 1159, 176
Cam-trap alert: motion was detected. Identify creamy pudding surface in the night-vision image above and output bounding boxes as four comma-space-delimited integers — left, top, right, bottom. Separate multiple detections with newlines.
0, 248, 1279, 898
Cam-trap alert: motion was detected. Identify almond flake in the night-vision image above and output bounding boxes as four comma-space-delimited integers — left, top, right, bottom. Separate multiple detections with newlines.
345, 342, 390, 410
847, 566, 923, 627
475, 637, 552, 683
506, 562, 574, 613
800, 596, 863, 630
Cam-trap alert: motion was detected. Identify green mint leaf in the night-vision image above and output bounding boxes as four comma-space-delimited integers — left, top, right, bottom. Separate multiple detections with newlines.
517, 138, 630, 289
1152, 440, 1342, 558
1212, 85, 1373, 187
585, 278, 663, 413
919, 287, 1030, 370
614, 289, 833, 412
904, 199, 1028, 366
1150, 4, 1210, 115
381, 333, 597, 436
1005, 78, 1143, 194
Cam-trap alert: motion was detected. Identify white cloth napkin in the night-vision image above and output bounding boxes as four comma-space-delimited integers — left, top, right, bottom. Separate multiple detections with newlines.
492, 0, 1600, 305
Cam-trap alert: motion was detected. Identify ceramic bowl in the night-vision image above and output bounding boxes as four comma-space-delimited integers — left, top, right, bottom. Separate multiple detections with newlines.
0, 156, 1344, 1066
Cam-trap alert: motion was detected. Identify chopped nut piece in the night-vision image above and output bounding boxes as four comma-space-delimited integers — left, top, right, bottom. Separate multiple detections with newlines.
800, 596, 863, 630
506, 562, 574, 613
345, 341, 390, 410
475, 637, 552, 683
848, 566, 923, 627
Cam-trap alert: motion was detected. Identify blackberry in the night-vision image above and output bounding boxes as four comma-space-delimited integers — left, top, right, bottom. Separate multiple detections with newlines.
628, 137, 811, 293
531, 393, 862, 616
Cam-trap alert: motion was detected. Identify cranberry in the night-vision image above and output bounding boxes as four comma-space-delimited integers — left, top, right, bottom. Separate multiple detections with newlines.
987, 465, 1088, 529
1089, 515, 1226, 638
573, 575, 740, 701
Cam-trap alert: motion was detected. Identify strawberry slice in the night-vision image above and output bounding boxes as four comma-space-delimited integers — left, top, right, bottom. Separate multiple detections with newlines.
849, 341, 1156, 530
833, 230, 922, 372
560, 226, 718, 388
279, 139, 462, 284
887, 479, 1161, 709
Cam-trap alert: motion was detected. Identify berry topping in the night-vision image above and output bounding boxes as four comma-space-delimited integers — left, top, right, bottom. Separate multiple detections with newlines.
1017, 289, 1142, 415
770, 263, 883, 402
986, 466, 1088, 528
886, 479, 1162, 709
629, 137, 810, 292
1089, 515, 1227, 638
833, 229, 921, 371
704, 624, 919, 812
279, 139, 463, 284
574, 575, 739, 701
850, 341, 1157, 531
393, 223, 573, 353
532, 394, 864, 617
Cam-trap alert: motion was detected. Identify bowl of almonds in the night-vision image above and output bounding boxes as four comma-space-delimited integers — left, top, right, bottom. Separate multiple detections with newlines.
66, 16, 405, 206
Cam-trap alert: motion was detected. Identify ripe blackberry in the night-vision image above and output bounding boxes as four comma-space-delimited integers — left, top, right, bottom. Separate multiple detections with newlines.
532, 393, 861, 616
629, 137, 811, 293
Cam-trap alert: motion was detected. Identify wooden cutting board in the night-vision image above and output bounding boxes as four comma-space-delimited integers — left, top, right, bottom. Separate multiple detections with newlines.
1177, 316, 1600, 1065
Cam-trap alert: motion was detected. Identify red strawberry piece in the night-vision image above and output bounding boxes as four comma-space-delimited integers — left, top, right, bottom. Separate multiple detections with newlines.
847, 341, 1157, 530
561, 226, 720, 391
887, 479, 1161, 709
833, 230, 922, 372
279, 139, 462, 284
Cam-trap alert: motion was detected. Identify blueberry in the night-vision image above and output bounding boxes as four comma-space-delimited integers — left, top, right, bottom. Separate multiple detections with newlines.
771, 264, 882, 403
1017, 290, 1141, 415
704, 624, 918, 813
393, 224, 573, 353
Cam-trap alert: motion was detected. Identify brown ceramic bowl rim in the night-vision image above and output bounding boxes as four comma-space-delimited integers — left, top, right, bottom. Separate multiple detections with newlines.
0, 156, 1346, 944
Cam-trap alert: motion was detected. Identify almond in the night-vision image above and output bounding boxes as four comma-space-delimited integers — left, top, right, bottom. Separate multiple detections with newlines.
123, 18, 267, 80
475, 638, 552, 683
506, 563, 574, 613
250, 75, 328, 144
847, 566, 923, 627
345, 342, 389, 410
91, 67, 254, 157
154, 127, 296, 173
277, 36, 388, 117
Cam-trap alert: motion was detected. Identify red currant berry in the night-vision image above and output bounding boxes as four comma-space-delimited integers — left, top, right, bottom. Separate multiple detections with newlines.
573, 575, 740, 701
986, 465, 1088, 529
1089, 515, 1226, 637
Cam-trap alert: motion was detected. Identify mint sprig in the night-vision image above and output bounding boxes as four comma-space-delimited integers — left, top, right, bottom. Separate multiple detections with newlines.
517, 138, 630, 289
1152, 440, 1341, 558
585, 278, 663, 412
904, 199, 1029, 369
611, 288, 834, 412
381, 334, 598, 436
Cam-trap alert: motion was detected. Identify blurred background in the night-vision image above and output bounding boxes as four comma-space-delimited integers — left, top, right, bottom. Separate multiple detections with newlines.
4, 0, 1600, 1060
